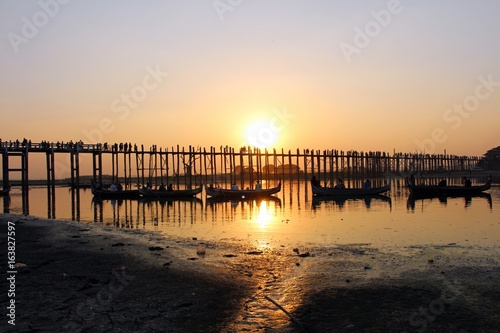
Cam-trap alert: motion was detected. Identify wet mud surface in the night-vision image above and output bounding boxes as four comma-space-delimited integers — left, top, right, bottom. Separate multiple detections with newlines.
1, 214, 499, 332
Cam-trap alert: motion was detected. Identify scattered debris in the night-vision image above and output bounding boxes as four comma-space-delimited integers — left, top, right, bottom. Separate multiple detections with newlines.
265, 295, 307, 332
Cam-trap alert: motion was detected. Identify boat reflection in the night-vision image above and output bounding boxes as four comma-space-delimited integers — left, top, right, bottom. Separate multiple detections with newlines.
139, 196, 203, 205
407, 192, 493, 210
91, 196, 203, 228
312, 194, 392, 210
206, 195, 281, 206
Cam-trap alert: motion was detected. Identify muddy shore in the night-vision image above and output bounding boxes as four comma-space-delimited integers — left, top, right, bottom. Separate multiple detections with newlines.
1, 214, 499, 332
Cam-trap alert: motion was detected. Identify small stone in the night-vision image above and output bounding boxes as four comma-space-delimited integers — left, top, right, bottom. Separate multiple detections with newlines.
246, 250, 263, 255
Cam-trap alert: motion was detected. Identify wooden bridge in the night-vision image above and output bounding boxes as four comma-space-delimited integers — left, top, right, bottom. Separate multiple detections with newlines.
1, 140, 483, 192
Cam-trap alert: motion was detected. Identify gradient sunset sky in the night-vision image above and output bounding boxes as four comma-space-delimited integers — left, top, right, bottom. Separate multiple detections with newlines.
1, 0, 499, 157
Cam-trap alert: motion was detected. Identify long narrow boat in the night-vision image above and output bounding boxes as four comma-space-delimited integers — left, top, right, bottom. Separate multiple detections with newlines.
408, 180, 491, 196
139, 186, 202, 198
90, 180, 140, 199
0, 187, 11, 196
311, 183, 391, 196
205, 182, 281, 199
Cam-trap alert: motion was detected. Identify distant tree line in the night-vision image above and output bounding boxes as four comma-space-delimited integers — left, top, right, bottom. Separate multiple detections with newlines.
480, 146, 500, 170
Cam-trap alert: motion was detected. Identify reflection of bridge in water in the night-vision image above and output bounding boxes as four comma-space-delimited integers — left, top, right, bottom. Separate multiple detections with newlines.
91, 196, 205, 228
1, 180, 493, 230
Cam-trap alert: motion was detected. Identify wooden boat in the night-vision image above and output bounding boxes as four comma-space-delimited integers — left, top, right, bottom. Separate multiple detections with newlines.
90, 180, 140, 199
311, 183, 391, 196
0, 187, 11, 196
205, 182, 281, 199
138, 186, 202, 198
408, 180, 491, 196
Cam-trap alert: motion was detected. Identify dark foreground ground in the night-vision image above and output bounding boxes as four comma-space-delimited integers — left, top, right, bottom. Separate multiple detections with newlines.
0, 214, 499, 332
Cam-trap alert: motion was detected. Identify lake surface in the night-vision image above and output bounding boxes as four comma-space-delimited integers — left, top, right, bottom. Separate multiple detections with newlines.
2, 178, 499, 250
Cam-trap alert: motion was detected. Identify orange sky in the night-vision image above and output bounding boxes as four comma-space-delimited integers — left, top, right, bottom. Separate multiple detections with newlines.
1, 1, 499, 163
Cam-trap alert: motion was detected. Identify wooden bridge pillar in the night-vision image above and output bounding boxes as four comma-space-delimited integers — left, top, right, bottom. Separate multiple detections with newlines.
136, 148, 145, 188
70, 150, 80, 187
46, 150, 55, 187
92, 152, 103, 185
2, 151, 8, 190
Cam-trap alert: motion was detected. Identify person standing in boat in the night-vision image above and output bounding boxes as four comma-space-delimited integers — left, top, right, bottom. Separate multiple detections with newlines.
311, 176, 320, 187
255, 180, 262, 191
335, 178, 345, 189
463, 177, 472, 187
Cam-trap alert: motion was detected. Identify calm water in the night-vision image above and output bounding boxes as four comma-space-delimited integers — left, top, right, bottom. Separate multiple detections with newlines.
2, 178, 499, 250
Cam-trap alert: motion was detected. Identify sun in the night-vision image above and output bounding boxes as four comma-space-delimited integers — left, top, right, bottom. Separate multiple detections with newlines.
245, 120, 278, 149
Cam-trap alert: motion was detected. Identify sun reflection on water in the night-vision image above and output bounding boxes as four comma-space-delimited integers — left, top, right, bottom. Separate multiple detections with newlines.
256, 200, 272, 229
